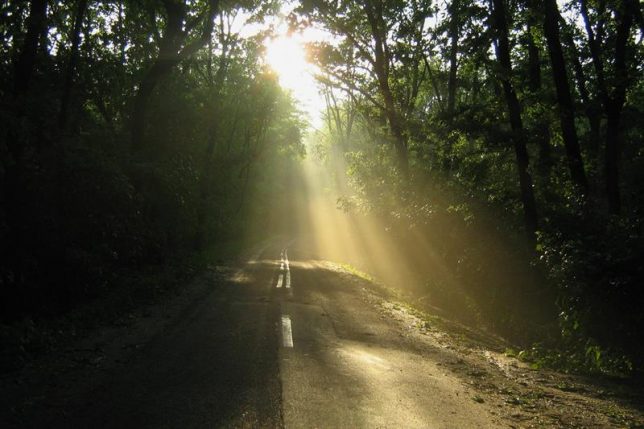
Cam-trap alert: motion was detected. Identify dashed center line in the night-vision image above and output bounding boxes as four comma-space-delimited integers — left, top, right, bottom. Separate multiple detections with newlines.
281, 315, 293, 348
277, 247, 294, 348
276, 247, 291, 289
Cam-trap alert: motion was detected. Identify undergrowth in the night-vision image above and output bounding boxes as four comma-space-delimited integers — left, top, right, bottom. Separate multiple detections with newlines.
0, 239, 247, 375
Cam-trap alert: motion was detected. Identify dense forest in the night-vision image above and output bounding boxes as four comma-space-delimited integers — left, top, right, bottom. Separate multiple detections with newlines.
1, 0, 643, 377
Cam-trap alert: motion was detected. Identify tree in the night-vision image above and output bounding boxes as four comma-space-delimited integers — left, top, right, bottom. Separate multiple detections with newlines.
446, 0, 461, 119
490, 0, 539, 239
559, 16, 601, 153
543, 0, 589, 194
523, 2, 552, 172
579, 0, 638, 213
0, 0, 304, 321
364, 0, 409, 175
131, 0, 219, 153
8, 0, 47, 161
58, 0, 89, 133
297, 0, 419, 176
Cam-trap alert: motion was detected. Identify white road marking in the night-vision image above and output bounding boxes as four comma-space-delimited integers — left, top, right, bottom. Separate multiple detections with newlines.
284, 249, 291, 288
281, 315, 293, 348
279, 248, 294, 345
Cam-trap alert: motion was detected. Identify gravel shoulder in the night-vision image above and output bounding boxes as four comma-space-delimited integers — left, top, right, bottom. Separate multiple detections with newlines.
326, 261, 644, 428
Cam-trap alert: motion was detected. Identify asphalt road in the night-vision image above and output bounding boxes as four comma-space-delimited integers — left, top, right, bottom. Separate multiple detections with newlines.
276, 247, 502, 428
3, 242, 504, 428
4, 241, 644, 428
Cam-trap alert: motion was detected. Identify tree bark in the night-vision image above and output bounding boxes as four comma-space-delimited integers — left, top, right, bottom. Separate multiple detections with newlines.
446, 0, 460, 119
365, 0, 409, 176
491, 0, 538, 241
559, 17, 601, 152
131, 0, 218, 153
543, 0, 589, 194
118, 0, 126, 64
580, 0, 635, 213
580, 0, 609, 106
195, 18, 234, 250
3, 0, 49, 296
525, 9, 552, 174
13, 0, 47, 97
131, 59, 177, 152
8, 0, 48, 161
604, 0, 635, 214
526, 25, 541, 91
605, 103, 622, 213
423, 55, 443, 107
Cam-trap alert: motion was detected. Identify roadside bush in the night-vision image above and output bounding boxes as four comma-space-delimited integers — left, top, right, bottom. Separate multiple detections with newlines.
538, 215, 644, 371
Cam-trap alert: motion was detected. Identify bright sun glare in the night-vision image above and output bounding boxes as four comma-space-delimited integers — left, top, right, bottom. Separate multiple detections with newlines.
265, 36, 308, 86
264, 33, 324, 128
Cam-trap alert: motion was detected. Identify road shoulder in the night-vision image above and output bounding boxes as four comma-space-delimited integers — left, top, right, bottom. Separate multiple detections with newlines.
328, 261, 644, 428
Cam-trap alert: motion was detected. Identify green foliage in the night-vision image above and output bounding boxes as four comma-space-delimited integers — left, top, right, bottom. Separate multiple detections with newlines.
1, 0, 643, 378
306, 0, 643, 374
0, 1, 304, 323
536, 215, 644, 370
508, 339, 634, 376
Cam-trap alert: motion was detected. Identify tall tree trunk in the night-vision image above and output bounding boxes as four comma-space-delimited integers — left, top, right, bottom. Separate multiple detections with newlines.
118, 0, 126, 64
580, 0, 609, 106
526, 28, 541, 90
491, 0, 538, 241
195, 30, 231, 250
8, 0, 47, 161
580, 0, 635, 213
525, 11, 552, 173
603, 0, 635, 214
543, 0, 589, 194
365, 0, 409, 176
131, 58, 177, 152
131, 0, 184, 153
423, 55, 443, 107
58, 0, 89, 133
605, 102, 622, 214
195, 111, 218, 251
131, 0, 218, 153
446, 0, 460, 119
13, 0, 47, 97
559, 17, 601, 152
3, 0, 49, 297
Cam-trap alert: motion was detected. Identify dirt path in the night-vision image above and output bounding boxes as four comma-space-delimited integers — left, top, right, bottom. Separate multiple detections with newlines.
1, 242, 642, 428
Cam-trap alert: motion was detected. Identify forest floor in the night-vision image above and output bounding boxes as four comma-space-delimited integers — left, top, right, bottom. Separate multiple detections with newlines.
1, 240, 643, 428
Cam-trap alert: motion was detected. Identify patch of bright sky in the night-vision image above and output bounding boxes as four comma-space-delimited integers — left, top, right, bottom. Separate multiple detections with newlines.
232, 5, 332, 130
229, 0, 585, 130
